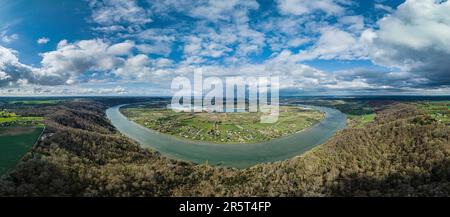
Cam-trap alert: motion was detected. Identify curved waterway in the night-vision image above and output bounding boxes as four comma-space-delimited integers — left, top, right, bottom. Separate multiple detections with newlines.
106, 104, 347, 168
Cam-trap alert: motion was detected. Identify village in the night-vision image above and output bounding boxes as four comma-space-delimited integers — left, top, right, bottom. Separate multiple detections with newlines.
122, 105, 325, 143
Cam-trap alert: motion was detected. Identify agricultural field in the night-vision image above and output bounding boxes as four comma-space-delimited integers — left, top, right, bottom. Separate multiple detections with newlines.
0, 110, 44, 175
122, 106, 325, 143
281, 98, 378, 128
7, 99, 62, 105
418, 101, 450, 124
283, 98, 375, 115
0, 111, 44, 127
0, 127, 44, 175
347, 113, 376, 128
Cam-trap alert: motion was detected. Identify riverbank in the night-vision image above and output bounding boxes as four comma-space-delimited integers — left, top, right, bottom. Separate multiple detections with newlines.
107, 104, 347, 168
121, 105, 325, 144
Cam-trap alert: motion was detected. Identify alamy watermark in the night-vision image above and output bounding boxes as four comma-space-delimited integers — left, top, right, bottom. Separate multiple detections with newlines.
170, 69, 279, 123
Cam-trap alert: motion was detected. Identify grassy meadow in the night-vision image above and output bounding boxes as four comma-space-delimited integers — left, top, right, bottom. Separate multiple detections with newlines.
0, 110, 45, 175
0, 127, 44, 175
7, 100, 62, 105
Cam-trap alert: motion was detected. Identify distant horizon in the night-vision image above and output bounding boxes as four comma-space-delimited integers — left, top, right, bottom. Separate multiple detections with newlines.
2, 94, 450, 98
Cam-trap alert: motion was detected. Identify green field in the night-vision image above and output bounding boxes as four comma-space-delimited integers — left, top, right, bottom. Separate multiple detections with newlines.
7, 100, 62, 105
0, 116, 44, 125
0, 111, 45, 175
122, 106, 325, 143
0, 111, 44, 127
0, 127, 44, 175
418, 101, 450, 124
348, 113, 376, 128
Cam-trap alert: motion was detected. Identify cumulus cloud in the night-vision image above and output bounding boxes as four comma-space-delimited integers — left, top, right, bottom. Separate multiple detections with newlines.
293, 26, 368, 61
180, 22, 265, 61
36, 39, 128, 85
136, 44, 171, 56
189, 0, 259, 22
367, 0, 450, 87
2, 39, 172, 89
333, 68, 429, 90
106, 40, 135, 56
150, 0, 259, 23
88, 0, 151, 33
2, 38, 156, 87
134, 29, 175, 56
374, 3, 394, 13
338, 15, 365, 32
184, 35, 233, 59
0, 85, 128, 96
0, 46, 35, 87
2, 41, 127, 88
114, 54, 152, 80
3, 0, 450, 95
276, 0, 346, 16
138, 0, 264, 60
37, 37, 50, 44
76, 86, 127, 95
262, 8, 365, 56
1, 31, 18, 43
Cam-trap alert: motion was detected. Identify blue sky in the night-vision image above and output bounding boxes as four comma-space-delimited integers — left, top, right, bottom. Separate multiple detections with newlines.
0, 0, 450, 96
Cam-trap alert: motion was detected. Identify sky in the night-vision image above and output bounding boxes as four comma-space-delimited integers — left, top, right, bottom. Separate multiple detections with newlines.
0, 0, 450, 96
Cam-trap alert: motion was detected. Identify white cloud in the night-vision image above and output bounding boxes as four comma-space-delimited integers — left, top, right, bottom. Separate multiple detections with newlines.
134, 29, 175, 56
144, 0, 264, 60
374, 4, 394, 13
189, 0, 259, 22
0, 46, 19, 64
235, 24, 266, 57
88, 0, 151, 31
0, 46, 35, 87
3, 0, 450, 95
276, 0, 345, 16
114, 54, 152, 80
181, 22, 265, 61
106, 40, 135, 55
136, 44, 171, 56
183, 35, 233, 59
37, 39, 127, 85
261, 16, 311, 51
1, 31, 18, 43
367, 0, 450, 86
0, 71, 11, 80
81, 86, 127, 95
0, 84, 128, 96
37, 37, 50, 44
287, 38, 309, 47
295, 26, 367, 60
150, 0, 259, 23
338, 15, 365, 32
1, 38, 175, 88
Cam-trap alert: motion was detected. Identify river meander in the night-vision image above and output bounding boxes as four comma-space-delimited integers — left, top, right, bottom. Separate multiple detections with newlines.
106, 104, 346, 168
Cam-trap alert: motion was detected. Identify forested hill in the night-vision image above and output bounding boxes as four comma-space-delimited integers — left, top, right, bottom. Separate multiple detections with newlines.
0, 100, 448, 196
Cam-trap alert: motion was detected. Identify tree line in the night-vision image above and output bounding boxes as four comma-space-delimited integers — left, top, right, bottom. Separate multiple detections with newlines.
0, 99, 448, 196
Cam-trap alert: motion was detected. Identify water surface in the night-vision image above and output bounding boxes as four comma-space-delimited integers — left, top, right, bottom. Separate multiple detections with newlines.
106, 104, 346, 168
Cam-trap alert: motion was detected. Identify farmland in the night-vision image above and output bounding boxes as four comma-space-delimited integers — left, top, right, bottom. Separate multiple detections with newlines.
7, 100, 62, 105
0, 110, 44, 175
347, 113, 376, 128
122, 105, 325, 143
0, 111, 44, 127
0, 127, 44, 175
418, 101, 450, 124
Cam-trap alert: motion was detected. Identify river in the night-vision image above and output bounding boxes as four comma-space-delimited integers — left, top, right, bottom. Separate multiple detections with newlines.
106, 104, 347, 168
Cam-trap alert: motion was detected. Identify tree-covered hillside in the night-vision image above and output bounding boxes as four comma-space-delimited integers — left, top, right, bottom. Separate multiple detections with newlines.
0, 100, 448, 196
